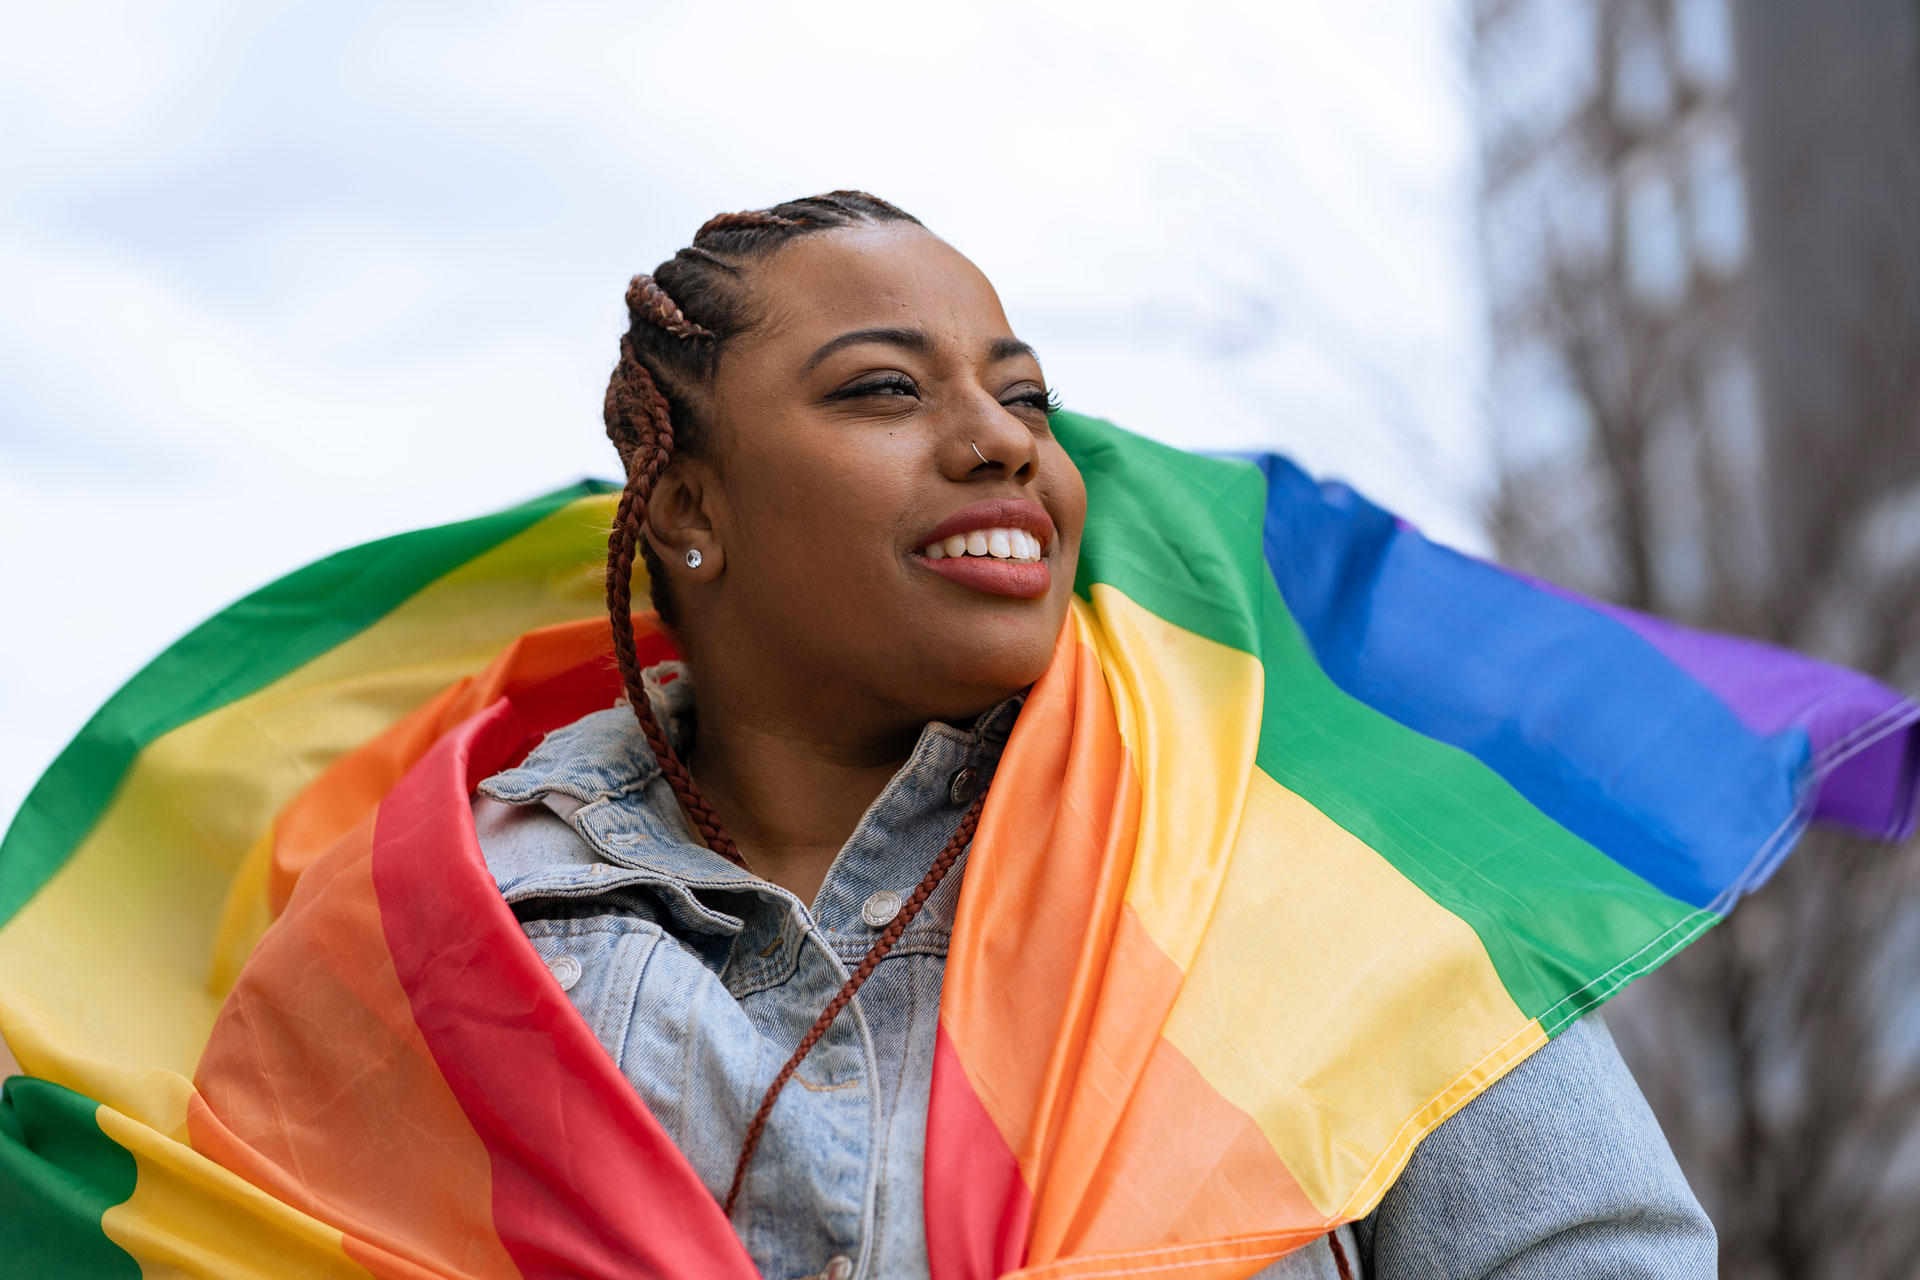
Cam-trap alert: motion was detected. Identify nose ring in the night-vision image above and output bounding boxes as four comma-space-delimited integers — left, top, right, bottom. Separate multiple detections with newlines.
969, 441, 988, 466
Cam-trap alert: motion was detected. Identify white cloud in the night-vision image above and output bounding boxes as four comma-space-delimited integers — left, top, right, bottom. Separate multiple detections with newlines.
0, 0, 1485, 828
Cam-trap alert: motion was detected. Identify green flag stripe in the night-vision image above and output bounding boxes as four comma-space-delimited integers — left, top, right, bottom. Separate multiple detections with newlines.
0, 480, 617, 927
1056, 413, 1270, 655
1250, 586, 1710, 1025
1054, 413, 1706, 1024
0, 1077, 140, 1278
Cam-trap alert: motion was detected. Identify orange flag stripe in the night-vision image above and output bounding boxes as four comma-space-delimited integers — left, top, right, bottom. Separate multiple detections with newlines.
940, 610, 1325, 1276
265, 618, 621, 911
195, 811, 519, 1279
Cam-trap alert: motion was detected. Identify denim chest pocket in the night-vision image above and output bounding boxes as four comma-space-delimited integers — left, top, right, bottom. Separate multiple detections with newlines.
517, 910, 792, 1204
518, 915, 666, 1065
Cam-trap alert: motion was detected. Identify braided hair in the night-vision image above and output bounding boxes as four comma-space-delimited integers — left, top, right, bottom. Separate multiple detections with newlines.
603, 190, 919, 860
599, 192, 987, 1215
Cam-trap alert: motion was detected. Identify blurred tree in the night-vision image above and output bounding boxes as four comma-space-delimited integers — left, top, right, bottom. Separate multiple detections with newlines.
1471, 0, 1920, 1275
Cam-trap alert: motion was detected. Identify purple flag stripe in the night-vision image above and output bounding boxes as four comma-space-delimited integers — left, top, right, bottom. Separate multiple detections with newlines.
1516, 572, 1920, 843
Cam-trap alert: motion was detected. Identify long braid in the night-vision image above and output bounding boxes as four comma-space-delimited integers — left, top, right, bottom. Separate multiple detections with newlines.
1327, 1231, 1355, 1280
603, 326, 742, 867
601, 193, 957, 1219
724, 793, 985, 1215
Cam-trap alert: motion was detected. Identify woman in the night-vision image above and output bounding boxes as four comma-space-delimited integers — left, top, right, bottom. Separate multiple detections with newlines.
470, 192, 1716, 1278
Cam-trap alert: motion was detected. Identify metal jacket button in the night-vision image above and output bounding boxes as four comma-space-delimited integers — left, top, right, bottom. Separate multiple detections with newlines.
861, 889, 903, 929
948, 766, 981, 806
547, 954, 582, 991
820, 1257, 853, 1280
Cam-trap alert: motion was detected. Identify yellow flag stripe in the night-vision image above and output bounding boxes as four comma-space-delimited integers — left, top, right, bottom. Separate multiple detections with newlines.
1088, 585, 1538, 1217
96, 1104, 372, 1280
0, 493, 616, 1107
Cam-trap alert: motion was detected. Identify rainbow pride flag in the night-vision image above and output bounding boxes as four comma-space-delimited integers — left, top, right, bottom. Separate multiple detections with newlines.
2, 414, 1914, 1278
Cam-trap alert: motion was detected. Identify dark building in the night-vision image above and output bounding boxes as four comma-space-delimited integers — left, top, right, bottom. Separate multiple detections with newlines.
1471, 0, 1920, 657
1470, 7, 1920, 1272
1734, 0, 1920, 545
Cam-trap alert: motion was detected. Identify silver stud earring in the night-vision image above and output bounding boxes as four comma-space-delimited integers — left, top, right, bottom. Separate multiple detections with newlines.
684, 548, 703, 569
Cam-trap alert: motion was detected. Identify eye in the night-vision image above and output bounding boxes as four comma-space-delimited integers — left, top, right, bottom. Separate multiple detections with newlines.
828, 373, 920, 401
1002, 385, 1061, 416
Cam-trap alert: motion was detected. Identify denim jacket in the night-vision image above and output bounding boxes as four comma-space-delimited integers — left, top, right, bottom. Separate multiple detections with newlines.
473, 679, 1716, 1280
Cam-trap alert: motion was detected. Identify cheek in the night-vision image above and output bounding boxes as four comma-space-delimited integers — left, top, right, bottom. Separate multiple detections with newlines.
1046, 448, 1091, 563
723, 431, 918, 592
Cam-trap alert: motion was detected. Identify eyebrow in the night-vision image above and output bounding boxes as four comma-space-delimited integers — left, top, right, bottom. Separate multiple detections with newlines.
803, 328, 1041, 371
987, 337, 1038, 364
804, 327, 932, 370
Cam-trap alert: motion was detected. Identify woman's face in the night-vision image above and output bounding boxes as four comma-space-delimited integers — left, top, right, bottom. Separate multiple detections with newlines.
653, 222, 1086, 728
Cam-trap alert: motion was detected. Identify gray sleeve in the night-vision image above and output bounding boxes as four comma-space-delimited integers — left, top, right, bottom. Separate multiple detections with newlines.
1354, 1014, 1716, 1280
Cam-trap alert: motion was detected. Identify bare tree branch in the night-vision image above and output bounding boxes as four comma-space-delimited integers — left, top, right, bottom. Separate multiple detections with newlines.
1478, 4, 1920, 1276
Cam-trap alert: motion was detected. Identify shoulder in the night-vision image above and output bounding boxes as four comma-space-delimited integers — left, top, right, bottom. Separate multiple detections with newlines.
483, 705, 665, 806
471, 702, 696, 891
1358, 1014, 1716, 1279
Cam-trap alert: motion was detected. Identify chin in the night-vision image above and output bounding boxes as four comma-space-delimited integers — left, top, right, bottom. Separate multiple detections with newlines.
924, 622, 1061, 712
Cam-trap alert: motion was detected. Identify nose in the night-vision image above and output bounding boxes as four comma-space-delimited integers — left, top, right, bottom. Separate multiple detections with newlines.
940, 392, 1040, 483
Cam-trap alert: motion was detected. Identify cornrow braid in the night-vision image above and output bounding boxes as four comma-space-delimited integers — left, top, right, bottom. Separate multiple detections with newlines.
625, 275, 714, 341
603, 190, 924, 630
814, 188, 915, 219
696, 209, 811, 236
599, 192, 940, 1215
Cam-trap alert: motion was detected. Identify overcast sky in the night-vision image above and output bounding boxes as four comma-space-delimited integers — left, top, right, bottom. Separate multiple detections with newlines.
0, 0, 1486, 829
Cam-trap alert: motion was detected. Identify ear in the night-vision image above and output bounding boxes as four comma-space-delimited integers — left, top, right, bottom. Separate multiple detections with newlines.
644, 459, 724, 583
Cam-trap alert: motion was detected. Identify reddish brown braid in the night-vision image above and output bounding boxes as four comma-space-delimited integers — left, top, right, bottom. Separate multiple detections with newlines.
1327, 1230, 1355, 1279
723, 793, 985, 1215
603, 190, 922, 630
602, 193, 957, 1213
697, 209, 807, 235
603, 330, 742, 866
626, 275, 714, 341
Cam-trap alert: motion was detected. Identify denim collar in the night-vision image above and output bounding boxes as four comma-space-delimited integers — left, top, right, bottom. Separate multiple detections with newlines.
479, 677, 1022, 991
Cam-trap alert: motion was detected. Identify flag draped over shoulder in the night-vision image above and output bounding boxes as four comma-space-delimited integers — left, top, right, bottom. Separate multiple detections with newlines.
2, 414, 1915, 1279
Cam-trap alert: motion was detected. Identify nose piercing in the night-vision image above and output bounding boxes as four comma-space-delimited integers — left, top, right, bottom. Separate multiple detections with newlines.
684, 548, 703, 569
970, 441, 988, 466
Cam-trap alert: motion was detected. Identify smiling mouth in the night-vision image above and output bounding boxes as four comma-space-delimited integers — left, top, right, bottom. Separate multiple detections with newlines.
911, 499, 1057, 599
911, 525, 1052, 599
917, 526, 1046, 563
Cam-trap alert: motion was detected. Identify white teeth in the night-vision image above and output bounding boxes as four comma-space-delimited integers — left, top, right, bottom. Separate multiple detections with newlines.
921, 526, 1047, 561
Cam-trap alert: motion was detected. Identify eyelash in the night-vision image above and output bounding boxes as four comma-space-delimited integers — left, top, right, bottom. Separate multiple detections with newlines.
1009, 387, 1062, 417
832, 374, 919, 400
830, 375, 1060, 417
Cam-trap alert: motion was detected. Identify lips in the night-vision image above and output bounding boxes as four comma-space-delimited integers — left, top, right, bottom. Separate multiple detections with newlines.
916, 499, 1057, 554
911, 498, 1057, 599
917, 553, 1052, 598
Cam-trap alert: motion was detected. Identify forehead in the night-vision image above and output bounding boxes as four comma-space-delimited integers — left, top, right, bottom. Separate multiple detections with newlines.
747, 223, 1014, 348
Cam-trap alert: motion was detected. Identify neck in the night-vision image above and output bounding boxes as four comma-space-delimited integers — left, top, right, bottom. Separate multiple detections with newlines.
680, 671, 926, 907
